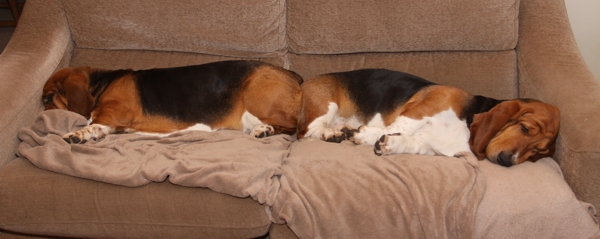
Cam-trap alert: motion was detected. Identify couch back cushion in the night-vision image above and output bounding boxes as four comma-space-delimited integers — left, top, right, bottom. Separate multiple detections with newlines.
288, 0, 520, 54
288, 51, 518, 99
62, 0, 287, 58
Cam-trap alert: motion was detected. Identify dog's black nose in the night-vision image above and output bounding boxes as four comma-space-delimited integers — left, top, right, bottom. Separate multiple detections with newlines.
497, 151, 514, 167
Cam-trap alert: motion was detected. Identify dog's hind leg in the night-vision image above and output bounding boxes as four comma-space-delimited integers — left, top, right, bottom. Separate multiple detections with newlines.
240, 65, 303, 137
302, 102, 348, 142
239, 110, 277, 138
250, 124, 275, 138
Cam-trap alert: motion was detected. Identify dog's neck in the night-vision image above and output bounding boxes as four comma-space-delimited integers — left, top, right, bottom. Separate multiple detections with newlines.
463, 95, 504, 127
88, 69, 133, 106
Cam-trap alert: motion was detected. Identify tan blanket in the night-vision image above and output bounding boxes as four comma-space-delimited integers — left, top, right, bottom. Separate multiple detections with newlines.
17, 110, 291, 205
269, 140, 484, 239
17, 110, 486, 239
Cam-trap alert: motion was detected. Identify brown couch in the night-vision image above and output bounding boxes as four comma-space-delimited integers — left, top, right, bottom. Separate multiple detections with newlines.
1, 0, 599, 238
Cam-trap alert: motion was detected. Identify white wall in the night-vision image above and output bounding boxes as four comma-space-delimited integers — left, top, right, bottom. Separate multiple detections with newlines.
564, 0, 600, 81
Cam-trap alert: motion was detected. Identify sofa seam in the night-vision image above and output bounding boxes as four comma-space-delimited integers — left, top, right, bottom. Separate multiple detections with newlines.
282, 0, 291, 69
0, 221, 272, 230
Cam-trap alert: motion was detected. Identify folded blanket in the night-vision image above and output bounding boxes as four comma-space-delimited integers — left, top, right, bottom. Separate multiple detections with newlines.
17, 110, 292, 205
17, 110, 486, 239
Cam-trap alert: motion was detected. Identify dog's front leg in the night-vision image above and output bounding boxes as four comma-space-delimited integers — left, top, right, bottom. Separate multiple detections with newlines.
374, 134, 435, 156
63, 123, 115, 144
353, 114, 429, 145
63, 107, 129, 144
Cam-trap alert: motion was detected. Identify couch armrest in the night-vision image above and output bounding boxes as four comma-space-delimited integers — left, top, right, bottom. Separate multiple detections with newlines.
517, 0, 600, 216
0, 0, 73, 168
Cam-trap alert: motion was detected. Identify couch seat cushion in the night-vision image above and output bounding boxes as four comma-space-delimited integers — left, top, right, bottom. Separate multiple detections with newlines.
0, 158, 271, 238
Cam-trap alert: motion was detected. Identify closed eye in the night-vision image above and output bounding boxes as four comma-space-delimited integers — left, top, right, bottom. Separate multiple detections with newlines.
42, 94, 54, 104
520, 124, 529, 134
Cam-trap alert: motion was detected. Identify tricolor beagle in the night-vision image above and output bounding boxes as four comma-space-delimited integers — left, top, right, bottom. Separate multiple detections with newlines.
296, 69, 560, 167
42, 60, 303, 143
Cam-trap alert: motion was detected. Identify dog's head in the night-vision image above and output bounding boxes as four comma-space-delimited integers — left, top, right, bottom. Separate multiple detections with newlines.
469, 99, 560, 167
42, 67, 94, 119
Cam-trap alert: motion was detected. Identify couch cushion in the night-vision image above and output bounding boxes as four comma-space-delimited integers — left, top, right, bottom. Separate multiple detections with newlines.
289, 50, 518, 100
475, 158, 600, 239
0, 158, 271, 238
62, 0, 287, 58
267, 158, 600, 239
288, 0, 519, 54
69, 48, 287, 70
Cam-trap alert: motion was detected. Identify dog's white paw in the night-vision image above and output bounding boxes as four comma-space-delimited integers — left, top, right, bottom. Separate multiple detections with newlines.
373, 133, 401, 156
353, 125, 385, 145
250, 124, 275, 138
323, 129, 345, 143
63, 124, 112, 144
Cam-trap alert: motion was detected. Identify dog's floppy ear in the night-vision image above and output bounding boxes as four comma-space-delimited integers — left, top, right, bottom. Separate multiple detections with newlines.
530, 138, 556, 162
54, 68, 94, 119
469, 100, 521, 160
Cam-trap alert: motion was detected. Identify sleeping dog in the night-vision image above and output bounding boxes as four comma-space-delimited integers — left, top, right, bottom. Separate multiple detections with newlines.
296, 69, 560, 167
42, 60, 303, 143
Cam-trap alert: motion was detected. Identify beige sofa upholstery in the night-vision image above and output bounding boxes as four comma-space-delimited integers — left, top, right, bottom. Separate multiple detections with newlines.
1, 0, 599, 238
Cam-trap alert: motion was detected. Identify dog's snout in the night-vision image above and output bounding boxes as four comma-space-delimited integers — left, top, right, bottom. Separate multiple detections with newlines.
497, 151, 514, 167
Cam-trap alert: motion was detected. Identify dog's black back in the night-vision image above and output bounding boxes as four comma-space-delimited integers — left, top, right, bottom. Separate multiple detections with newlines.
332, 69, 436, 117
88, 60, 264, 125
